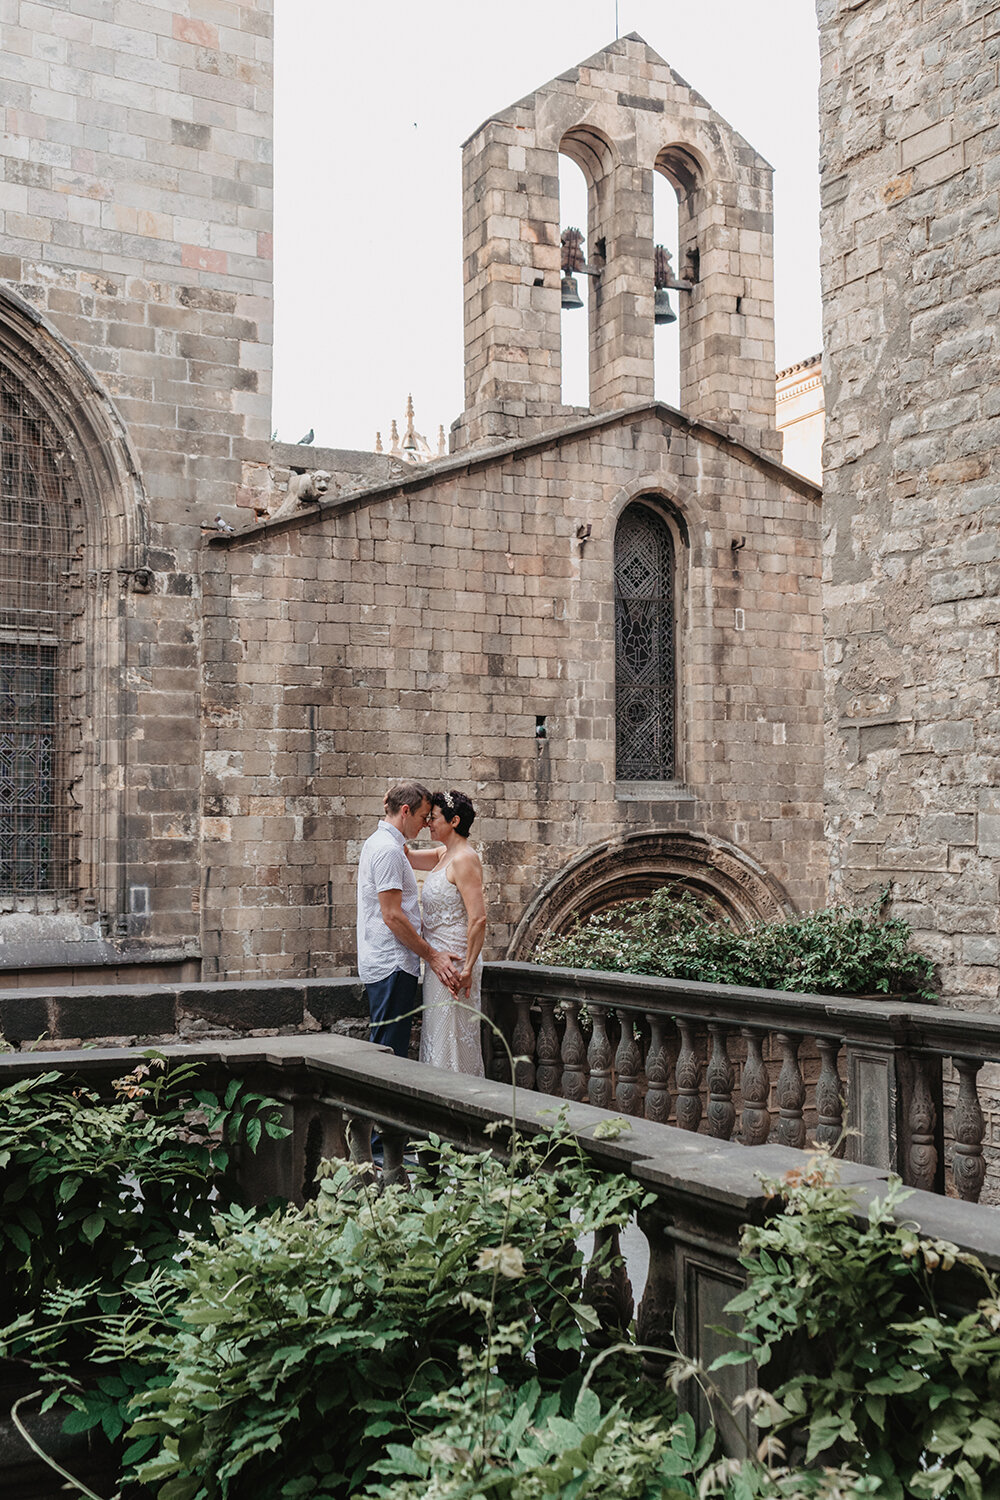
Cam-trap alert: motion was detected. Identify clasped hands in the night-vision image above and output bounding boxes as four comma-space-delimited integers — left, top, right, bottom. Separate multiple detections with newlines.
428, 949, 472, 997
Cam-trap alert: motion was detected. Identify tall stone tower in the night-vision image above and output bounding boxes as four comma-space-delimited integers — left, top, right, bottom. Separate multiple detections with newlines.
452, 33, 780, 456
817, 0, 1000, 1006
0, 0, 272, 981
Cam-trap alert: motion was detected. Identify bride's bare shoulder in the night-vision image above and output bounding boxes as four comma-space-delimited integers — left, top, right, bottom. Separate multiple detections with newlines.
449, 842, 483, 878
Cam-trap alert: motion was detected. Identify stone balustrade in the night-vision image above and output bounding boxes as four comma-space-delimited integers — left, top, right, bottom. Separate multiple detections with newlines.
482, 963, 1000, 1204
4, 964, 1000, 1205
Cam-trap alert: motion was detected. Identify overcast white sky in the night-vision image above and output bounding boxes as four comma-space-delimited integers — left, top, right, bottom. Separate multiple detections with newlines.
272, 1, 821, 452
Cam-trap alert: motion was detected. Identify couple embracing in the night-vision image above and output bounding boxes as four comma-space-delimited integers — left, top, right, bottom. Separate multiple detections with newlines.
355, 780, 486, 1076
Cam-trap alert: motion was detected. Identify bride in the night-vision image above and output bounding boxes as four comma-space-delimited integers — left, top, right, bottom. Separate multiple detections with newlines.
405, 789, 486, 1076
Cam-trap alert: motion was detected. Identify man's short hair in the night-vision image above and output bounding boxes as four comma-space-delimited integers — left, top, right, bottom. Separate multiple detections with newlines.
384, 780, 431, 816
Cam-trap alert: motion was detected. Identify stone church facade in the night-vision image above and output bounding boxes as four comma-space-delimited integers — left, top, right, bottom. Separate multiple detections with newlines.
202, 31, 827, 978
0, 10, 837, 986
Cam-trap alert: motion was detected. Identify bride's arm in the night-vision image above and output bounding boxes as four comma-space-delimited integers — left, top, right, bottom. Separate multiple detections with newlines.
451, 852, 487, 995
404, 842, 444, 871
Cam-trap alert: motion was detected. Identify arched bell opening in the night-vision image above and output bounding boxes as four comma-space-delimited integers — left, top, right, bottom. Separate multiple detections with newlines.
557, 151, 590, 409
653, 171, 680, 407
558, 126, 618, 411
654, 144, 707, 415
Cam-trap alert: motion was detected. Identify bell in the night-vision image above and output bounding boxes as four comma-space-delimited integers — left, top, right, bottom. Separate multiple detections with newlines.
654, 286, 677, 326
561, 273, 584, 311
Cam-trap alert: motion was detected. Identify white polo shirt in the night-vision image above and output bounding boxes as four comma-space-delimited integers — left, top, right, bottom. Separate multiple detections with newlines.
356, 820, 422, 984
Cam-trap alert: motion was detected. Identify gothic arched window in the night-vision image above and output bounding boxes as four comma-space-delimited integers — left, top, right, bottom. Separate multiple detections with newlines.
614, 503, 676, 781
0, 362, 77, 895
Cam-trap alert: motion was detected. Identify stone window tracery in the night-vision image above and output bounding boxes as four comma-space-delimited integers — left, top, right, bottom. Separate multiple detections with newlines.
614, 502, 676, 781
0, 363, 78, 896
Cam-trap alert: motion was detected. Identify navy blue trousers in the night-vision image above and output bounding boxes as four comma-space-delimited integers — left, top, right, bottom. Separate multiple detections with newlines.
365, 969, 418, 1058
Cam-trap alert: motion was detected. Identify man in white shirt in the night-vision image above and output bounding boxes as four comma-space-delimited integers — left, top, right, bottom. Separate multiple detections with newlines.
356, 780, 462, 1057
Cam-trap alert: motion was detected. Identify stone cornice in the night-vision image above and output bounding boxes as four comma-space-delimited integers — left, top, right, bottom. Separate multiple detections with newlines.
211, 402, 821, 551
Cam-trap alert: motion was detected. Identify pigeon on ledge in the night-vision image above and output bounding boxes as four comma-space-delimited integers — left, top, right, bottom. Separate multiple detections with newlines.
296, 429, 314, 445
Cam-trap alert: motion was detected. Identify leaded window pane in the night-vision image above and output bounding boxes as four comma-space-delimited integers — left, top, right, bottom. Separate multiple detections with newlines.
0, 363, 74, 895
615, 506, 675, 780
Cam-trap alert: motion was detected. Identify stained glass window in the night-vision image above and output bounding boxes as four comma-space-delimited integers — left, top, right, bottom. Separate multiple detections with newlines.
0, 363, 75, 894
614, 504, 676, 781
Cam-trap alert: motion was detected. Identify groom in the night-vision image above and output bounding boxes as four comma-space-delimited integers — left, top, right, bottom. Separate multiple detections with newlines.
356, 781, 461, 1058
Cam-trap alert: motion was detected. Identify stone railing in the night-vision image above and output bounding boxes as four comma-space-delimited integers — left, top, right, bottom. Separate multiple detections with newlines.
482, 963, 1000, 1205
5, 1032, 1000, 1494
6, 964, 1000, 1206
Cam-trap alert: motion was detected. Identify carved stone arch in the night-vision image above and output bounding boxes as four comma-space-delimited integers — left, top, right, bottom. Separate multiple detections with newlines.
559, 124, 618, 186
0, 286, 147, 943
654, 143, 709, 199
507, 831, 794, 959
603, 471, 710, 570
0, 285, 147, 563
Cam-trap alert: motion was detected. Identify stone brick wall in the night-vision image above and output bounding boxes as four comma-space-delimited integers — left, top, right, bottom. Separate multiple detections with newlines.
0, 0, 273, 972
817, 0, 1000, 1004
200, 406, 825, 978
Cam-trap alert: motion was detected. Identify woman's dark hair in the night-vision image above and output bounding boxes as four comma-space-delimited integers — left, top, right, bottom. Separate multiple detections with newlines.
432, 788, 476, 838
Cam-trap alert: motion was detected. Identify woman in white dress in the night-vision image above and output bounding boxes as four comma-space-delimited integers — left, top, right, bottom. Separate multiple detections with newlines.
405, 790, 486, 1076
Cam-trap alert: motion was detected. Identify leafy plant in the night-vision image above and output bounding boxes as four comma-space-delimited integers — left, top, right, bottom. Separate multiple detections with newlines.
535, 885, 935, 999
0, 1056, 289, 1474
0, 1056, 287, 1333
718, 1152, 1000, 1498
364, 1378, 710, 1499
119, 1127, 651, 1499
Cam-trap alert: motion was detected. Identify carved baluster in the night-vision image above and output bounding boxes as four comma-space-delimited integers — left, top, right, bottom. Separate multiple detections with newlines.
583, 1224, 634, 1347
706, 1023, 736, 1140
952, 1057, 986, 1203
637, 1203, 676, 1379
775, 1033, 806, 1150
674, 1018, 702, 1133
607, 1010, 622, 1067
588, 1006, 614, 1110
615, 1011, 642, 1116
739, 1027, 771, 1146
906, 1052, 937, 1192
486, 996, 511, 1084
814, 1037, 845, 1155
560, 1001, 588, 1103
512, 996, 536, 1091
345, 1115, 377, 1187
380, 1129, 410, 1191
644, 1013, 671, 1124
535, 1000, 562, 1096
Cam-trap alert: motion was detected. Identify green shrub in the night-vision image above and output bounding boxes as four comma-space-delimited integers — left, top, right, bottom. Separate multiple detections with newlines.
0, 1056, 288, 1461
364, 1381, 710, 1499
124, 1129, 652, 1499
0, 1057, 286, 1333
534, 886, 935, 999
718, 1153, 1000, 1498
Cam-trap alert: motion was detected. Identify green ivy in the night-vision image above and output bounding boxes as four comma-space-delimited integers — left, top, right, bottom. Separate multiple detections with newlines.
534, 886, 935, 999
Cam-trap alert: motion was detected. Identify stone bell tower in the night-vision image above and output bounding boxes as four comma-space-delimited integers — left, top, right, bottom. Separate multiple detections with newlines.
452, 33, 780, 457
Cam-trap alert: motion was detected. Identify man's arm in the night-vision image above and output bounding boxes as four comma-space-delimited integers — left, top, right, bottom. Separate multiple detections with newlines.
403, 844, 444, 871
377, 888, 461, 991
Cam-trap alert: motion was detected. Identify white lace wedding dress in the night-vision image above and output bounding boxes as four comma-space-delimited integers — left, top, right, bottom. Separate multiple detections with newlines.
419, 864, 484, 1076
